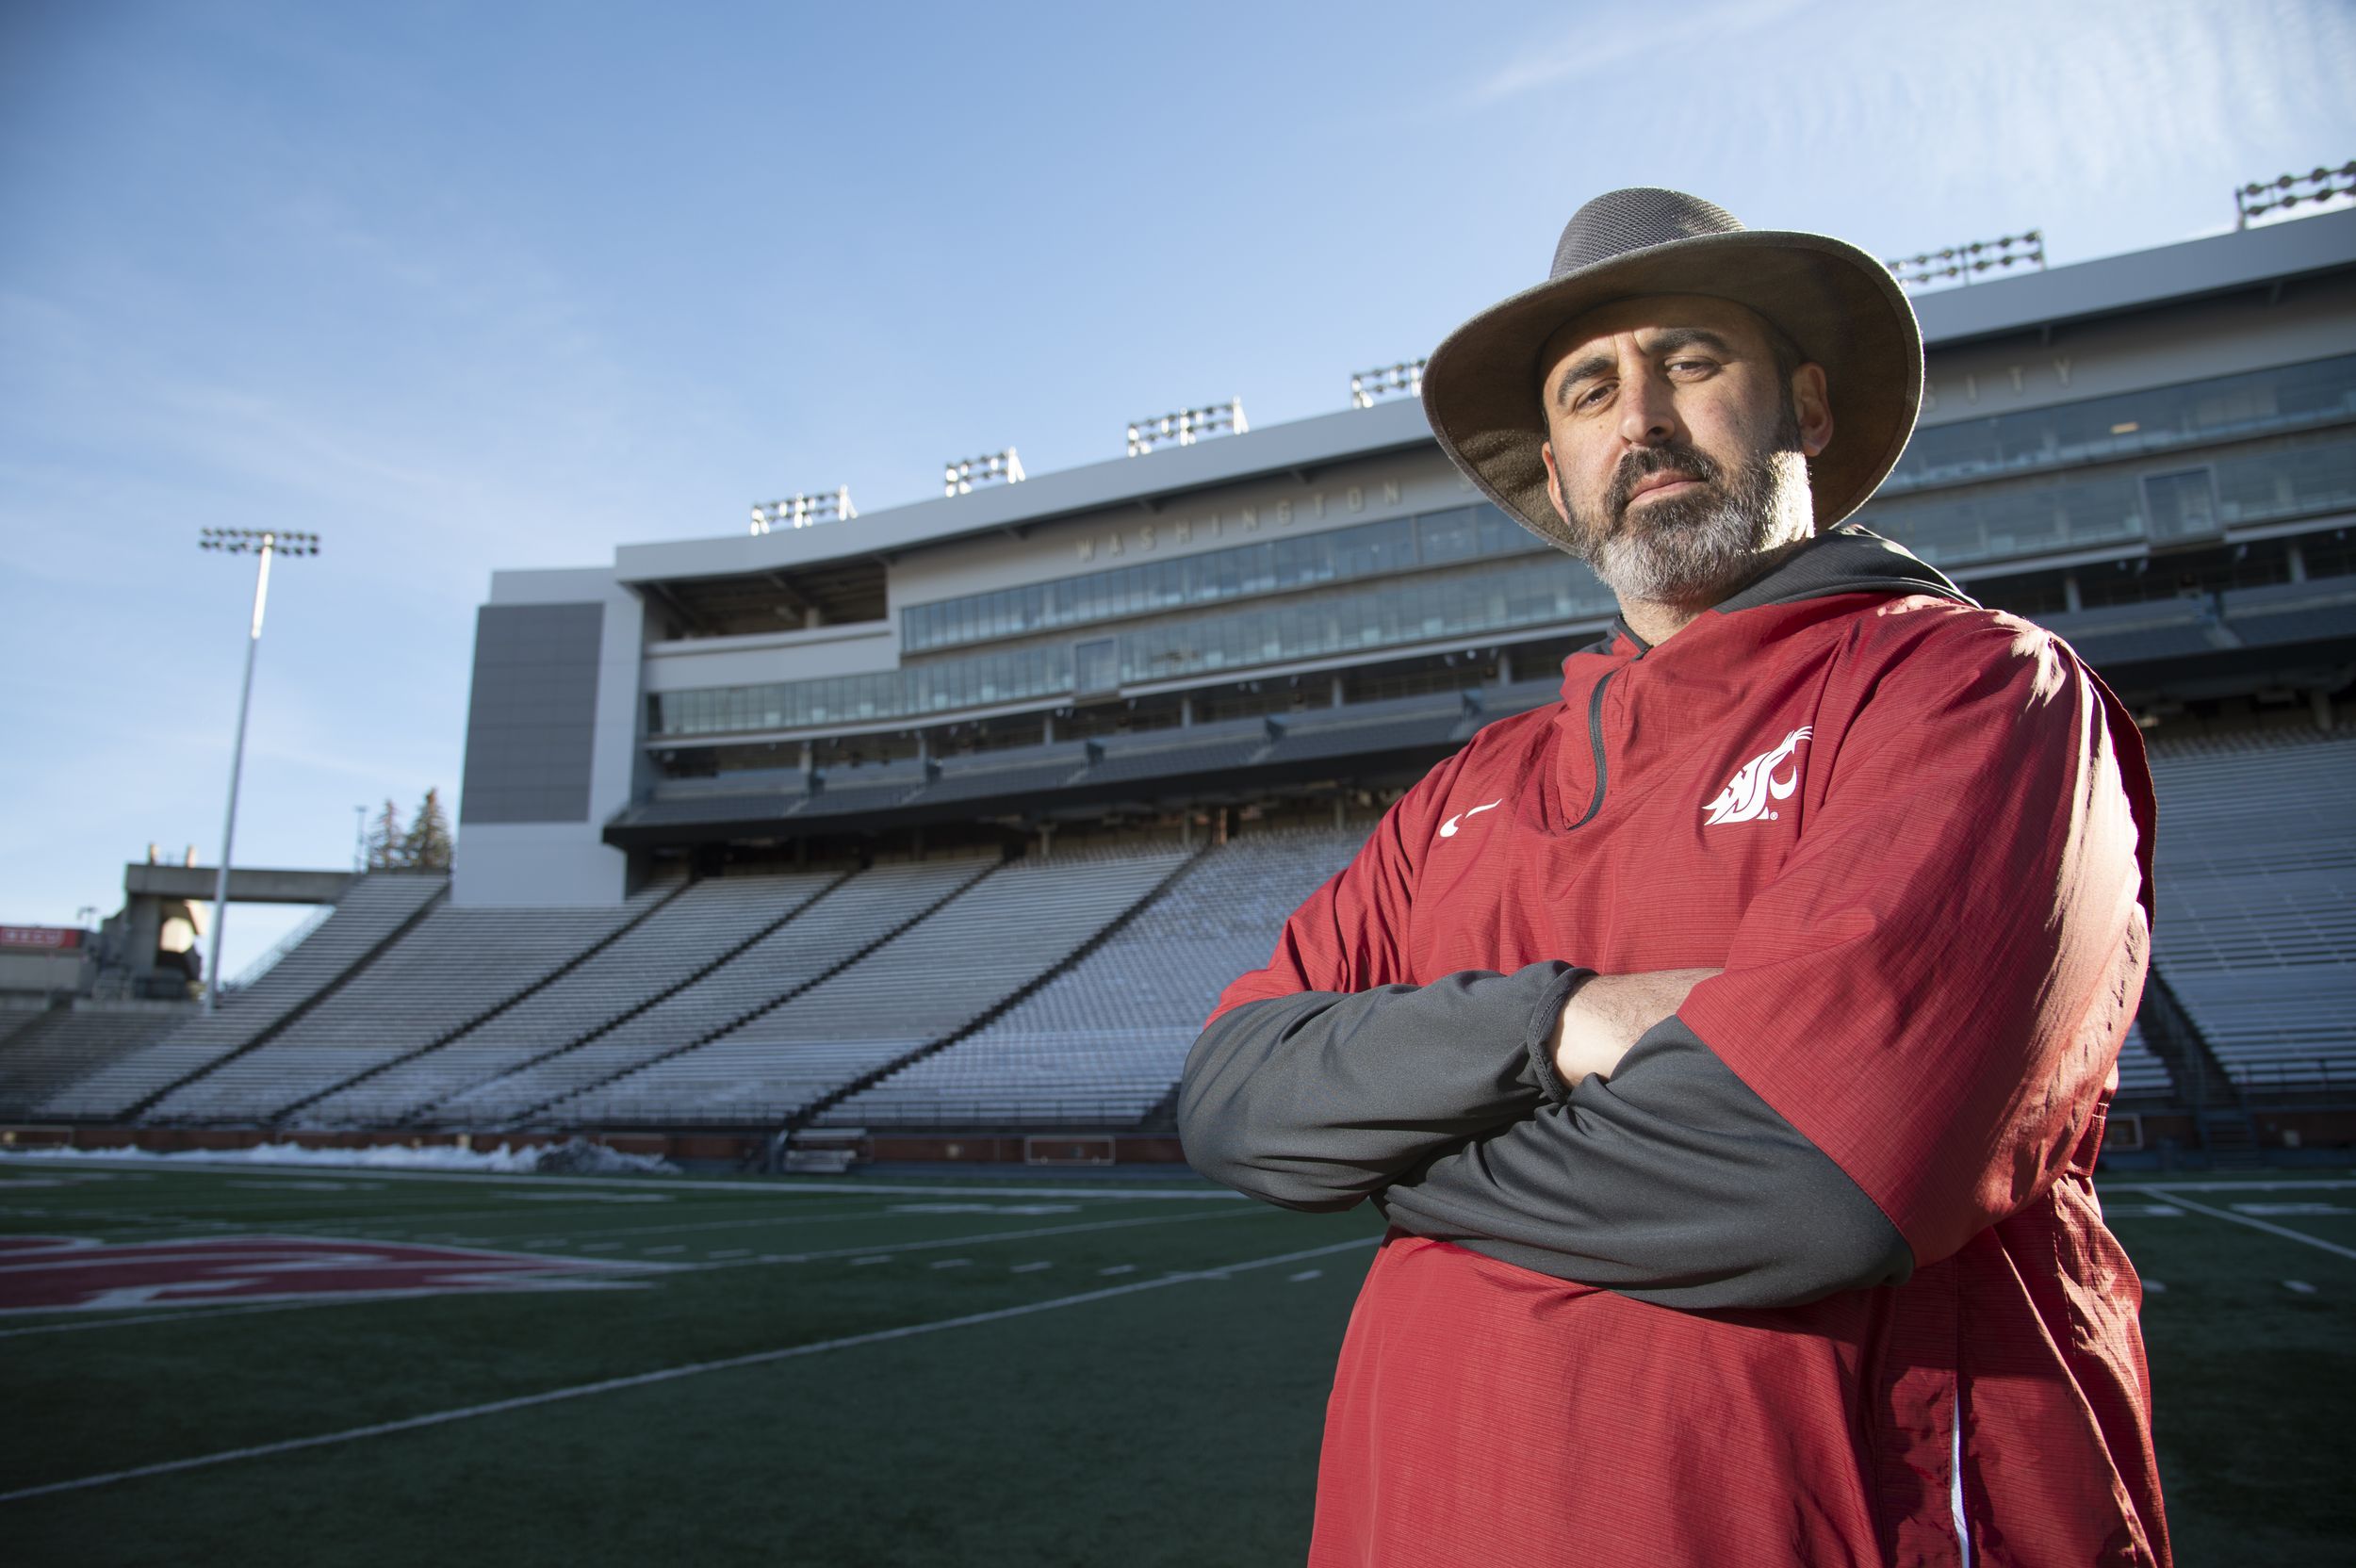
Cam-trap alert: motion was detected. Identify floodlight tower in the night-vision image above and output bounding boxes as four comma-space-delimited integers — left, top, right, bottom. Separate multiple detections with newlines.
196, 527, 319, 1013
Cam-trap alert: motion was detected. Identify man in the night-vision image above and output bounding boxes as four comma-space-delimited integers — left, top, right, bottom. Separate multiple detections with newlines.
1179, 189, 2168, 1566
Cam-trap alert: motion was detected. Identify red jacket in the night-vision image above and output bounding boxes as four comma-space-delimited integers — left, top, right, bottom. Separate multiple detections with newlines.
1182, 529, 2166, 1566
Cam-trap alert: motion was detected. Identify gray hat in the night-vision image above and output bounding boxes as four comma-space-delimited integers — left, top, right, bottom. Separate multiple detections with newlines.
1420, 187, 1922, 552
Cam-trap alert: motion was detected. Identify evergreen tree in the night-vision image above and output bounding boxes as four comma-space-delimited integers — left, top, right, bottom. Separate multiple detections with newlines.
367, 799, 407, 871
401, 788, 454, 871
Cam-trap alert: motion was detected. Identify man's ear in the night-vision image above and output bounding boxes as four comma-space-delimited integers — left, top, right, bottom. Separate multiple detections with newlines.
1540, 440, 1573, 525
1792, 363, 1834, 458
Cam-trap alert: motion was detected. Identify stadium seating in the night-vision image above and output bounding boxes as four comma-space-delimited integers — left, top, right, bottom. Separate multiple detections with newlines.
2143, 726, 2356, 1093
406, 856, 998, 1124
36, 874, 449, 1121
547, 843, 1191, 1125
303, 865, 849, 1126
818, 826, 1365, 1128
145, 873, 683, 1124
2112, 1021, 2175, 1102
0, 1002, 194, 1119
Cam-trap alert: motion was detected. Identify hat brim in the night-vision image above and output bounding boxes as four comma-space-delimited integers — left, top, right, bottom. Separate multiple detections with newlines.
1420, 230, 1922, 552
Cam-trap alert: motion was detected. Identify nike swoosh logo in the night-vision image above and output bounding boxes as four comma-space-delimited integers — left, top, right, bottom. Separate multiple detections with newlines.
1438, 800, 1504, 839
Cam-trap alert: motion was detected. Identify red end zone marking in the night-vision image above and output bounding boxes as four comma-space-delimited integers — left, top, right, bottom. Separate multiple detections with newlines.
0, 1234, 664, 1315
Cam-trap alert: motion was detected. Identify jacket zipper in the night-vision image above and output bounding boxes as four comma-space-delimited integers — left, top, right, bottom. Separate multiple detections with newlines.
1566, 666, 1616, 830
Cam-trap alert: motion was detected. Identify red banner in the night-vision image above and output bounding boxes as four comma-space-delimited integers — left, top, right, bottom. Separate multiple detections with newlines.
0, 926, 83, 951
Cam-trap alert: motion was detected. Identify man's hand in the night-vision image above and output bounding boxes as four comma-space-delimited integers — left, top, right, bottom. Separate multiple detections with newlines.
1551, 968, 1724, 1086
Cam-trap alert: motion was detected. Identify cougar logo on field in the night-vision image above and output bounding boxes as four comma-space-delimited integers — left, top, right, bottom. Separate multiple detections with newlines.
1703, 727, 1811, 825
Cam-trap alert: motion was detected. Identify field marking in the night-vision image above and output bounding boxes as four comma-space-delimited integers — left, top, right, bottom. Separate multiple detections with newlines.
1288, 1269, 1323, 1282
0, 1233, 1380, 1504
927, 1259, 971, 1270
1008, 1262, 1053, 1274
2117, 1187, 2356, 1262
1097, 1265, 1136, 1276
0, 1155, 1240, 1202
2285, 1280, 2317, 1294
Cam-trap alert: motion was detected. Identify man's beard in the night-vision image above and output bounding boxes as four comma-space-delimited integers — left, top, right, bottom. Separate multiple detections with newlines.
1562, 421, 1813, 608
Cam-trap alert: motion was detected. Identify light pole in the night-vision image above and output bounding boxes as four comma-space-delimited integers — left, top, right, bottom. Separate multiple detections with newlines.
197, 527, 319, 1013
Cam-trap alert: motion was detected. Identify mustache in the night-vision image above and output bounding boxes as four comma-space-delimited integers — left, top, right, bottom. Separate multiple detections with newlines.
1606, 442, 1725, 524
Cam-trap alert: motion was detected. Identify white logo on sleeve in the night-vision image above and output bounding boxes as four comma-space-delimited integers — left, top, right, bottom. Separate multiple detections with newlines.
1702, 727, 1811, 825
1438, 799, 1503, 839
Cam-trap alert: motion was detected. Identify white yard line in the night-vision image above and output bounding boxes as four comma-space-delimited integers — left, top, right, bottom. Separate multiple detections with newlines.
0, 1233, 1380, 1503
2118, 1187, 2356, 1262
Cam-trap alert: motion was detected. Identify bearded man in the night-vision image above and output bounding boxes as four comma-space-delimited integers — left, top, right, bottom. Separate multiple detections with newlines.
1179, 189, 2169, 1566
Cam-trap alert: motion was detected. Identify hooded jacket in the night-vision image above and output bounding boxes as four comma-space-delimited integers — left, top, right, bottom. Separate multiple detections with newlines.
1179, 525, 2168, 1567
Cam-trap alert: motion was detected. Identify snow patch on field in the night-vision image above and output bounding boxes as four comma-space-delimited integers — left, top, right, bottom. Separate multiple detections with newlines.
0, 1139, 676, 1177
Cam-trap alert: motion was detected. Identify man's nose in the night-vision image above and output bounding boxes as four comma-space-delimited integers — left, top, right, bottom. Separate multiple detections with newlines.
1616, 359, 1682, 449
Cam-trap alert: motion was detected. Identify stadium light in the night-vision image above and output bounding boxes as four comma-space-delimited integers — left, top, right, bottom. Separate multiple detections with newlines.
1350, 361, 1426, 409
2235, 162, 2356, 229
1126, 400, 1248, 457
944, 448, 1025, 497
195, 528, 321, 1015
1884, 231, 2045, 291
750, 487, 857, 535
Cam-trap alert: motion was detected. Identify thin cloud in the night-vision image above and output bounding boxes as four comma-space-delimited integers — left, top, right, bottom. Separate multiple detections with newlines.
1472, 0, 1815, 104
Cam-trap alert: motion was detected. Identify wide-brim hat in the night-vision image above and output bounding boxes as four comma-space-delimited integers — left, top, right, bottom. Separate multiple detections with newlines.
1422, 188, 1922, 552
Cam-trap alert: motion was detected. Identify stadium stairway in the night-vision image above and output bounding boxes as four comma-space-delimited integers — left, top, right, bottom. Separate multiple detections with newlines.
278, 866, 848, 1125
151, 874, 691, 1126
787, 844, 1206, 1135
543, 845, 1195, 1129
815, 826, 1367, 1132
37, 873, 450, 1123
445, 856, 1000, 1127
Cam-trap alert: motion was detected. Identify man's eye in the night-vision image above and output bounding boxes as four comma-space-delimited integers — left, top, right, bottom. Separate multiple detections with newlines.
1574, 383, 1612, 410
1668, 358, 1716, 375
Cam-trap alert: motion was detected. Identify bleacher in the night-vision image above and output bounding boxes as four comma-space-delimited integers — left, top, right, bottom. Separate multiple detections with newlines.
547, 843, 1191, 1125
405, 857, 995, 1125
0, 1003, 194, 1119
2113, 1021, 2175, 1102
36, 873, 448, 1121
145, 874, 682, 1125
819, 826, 1365, 1128
2144, 726, 2356, 1094
305, 866, 850, 1127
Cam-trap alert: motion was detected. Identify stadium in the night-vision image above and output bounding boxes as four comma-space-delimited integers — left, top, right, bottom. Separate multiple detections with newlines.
6, 203, 2355, 1561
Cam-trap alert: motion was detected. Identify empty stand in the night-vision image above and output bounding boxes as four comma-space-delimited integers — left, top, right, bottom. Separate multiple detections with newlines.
819, 827, 1366, 1129
2112, 1021, 2175, 1101
2144, 726, 2356, 1093
0, 1003, 195, 1119
37, 874, 449, 1121
305, 866, 845, 1127
551, 844, 1191, 1125
149, 874, 683, 1125
411, 856, 997, 1125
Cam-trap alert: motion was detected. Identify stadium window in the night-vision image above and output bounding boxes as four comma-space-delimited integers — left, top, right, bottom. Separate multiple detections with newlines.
2142, 467, 2222, 545
1075, 636, 1119, 695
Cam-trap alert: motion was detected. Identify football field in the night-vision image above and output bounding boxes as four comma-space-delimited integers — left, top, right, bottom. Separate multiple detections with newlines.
2, 1159, 2349, 1565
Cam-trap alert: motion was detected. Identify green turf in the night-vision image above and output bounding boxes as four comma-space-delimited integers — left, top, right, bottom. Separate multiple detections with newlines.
3, 1161, 2350, 1565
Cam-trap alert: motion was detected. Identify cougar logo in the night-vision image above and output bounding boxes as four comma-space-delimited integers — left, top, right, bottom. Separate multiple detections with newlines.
1438, 800, 1503, 839
1702, 727, 1811, 826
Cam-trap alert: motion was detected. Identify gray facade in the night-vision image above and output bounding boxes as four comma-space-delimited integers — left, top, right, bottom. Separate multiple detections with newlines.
459, 602, 605, 826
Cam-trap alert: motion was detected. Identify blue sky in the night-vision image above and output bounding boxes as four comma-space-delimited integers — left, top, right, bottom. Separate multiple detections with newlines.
4, 0, 2352, 978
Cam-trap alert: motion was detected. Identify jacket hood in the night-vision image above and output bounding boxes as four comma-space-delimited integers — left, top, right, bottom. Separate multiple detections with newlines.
1591, 524, 1977, 657
1716, 522, 1975, 614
